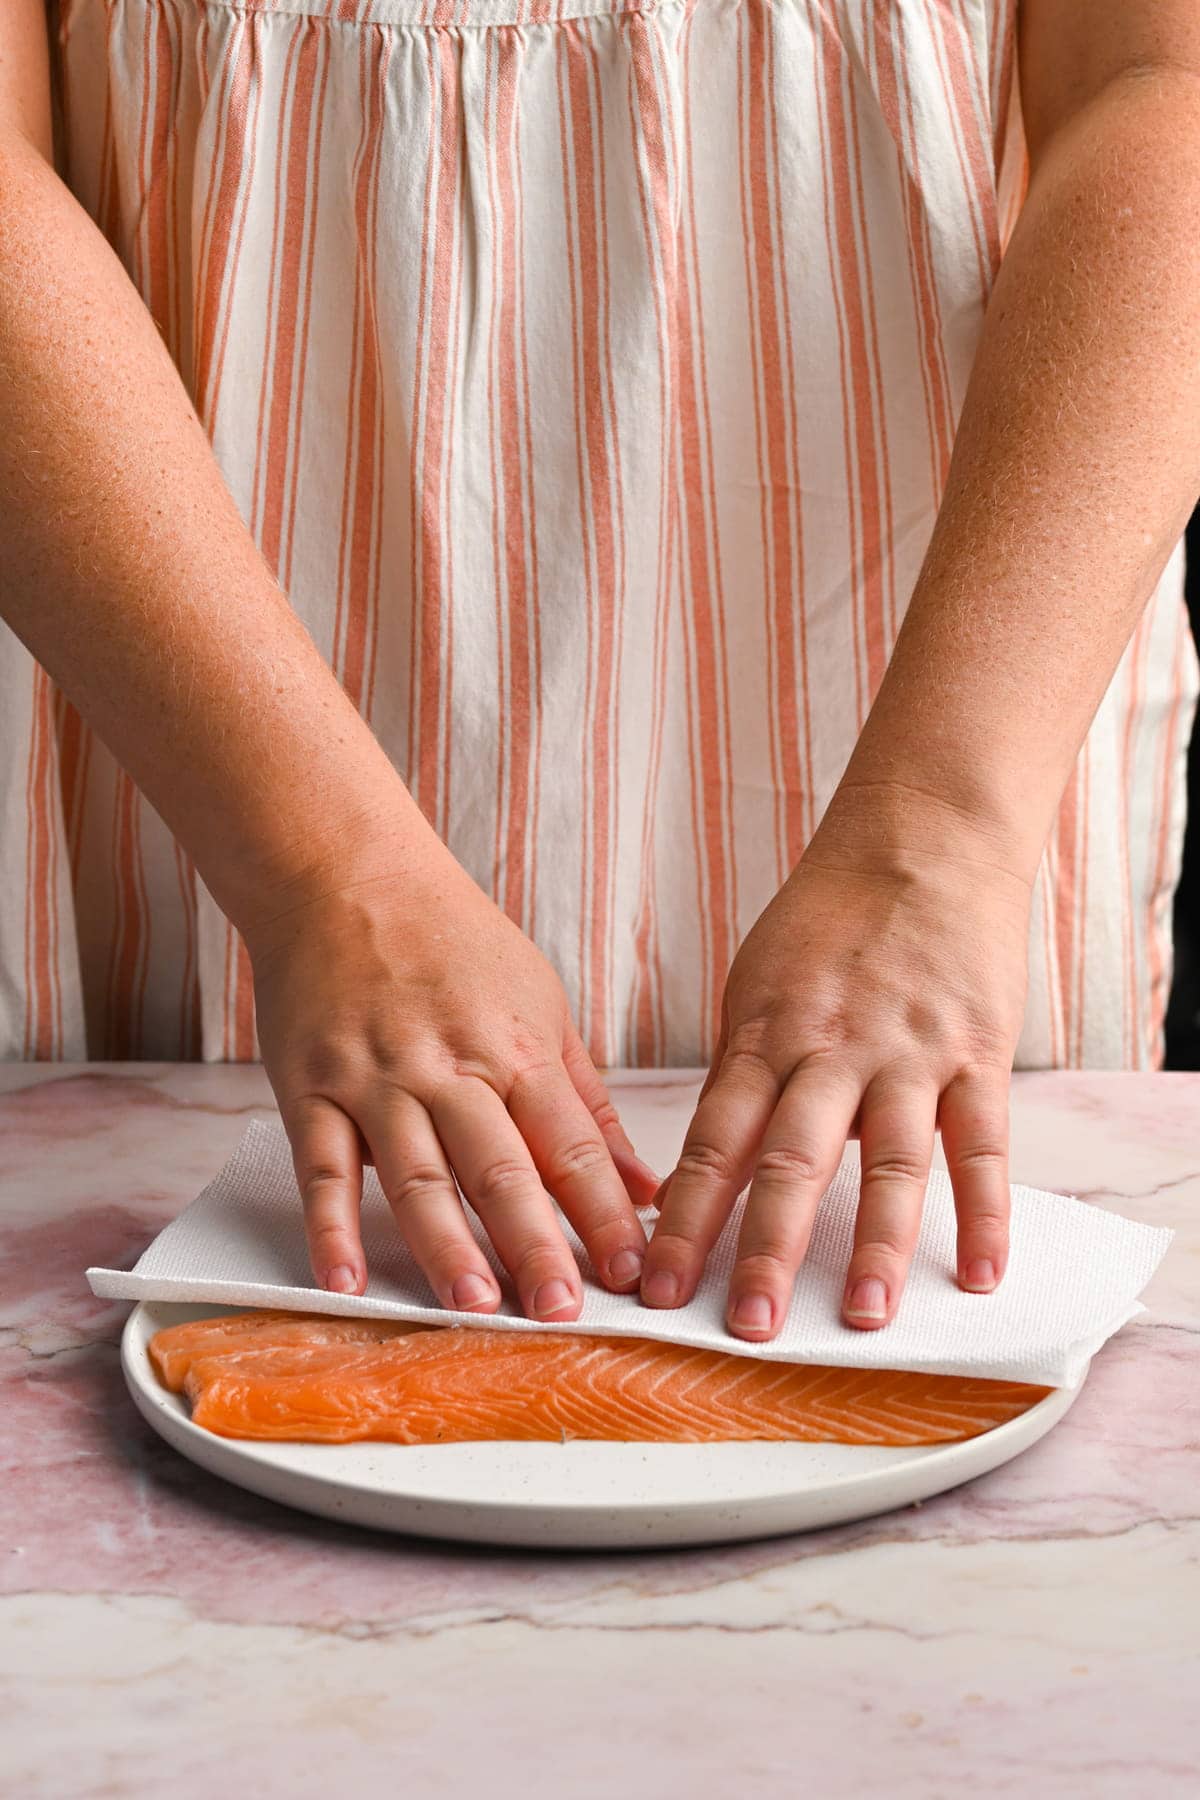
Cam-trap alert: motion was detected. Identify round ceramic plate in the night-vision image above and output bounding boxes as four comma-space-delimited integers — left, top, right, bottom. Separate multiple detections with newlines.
122, 1302, 1084, 1550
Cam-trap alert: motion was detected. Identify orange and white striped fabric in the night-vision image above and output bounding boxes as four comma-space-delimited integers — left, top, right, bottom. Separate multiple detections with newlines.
5, 0, 1197, 1067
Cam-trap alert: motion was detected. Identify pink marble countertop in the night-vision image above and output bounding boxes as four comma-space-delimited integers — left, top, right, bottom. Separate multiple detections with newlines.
2, 1064, 1197, 1798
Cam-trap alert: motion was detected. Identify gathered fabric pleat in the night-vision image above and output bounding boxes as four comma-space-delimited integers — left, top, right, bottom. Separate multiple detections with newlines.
5, 0, 1196, 1068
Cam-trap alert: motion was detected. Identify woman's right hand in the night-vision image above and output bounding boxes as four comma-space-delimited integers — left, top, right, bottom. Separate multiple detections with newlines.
245, 825, 660, 1322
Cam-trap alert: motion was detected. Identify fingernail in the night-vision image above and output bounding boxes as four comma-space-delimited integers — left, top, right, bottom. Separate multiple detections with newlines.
844, 1277, 888, 1320
608, 1247, 644, 1287
642, 1269, 679, 1308
326, 1265, 358, 1295
532, 1278, 576, 1318
730, 1292, 774, 1333
963, 1259, 997, 1292
451, 1272, 497, 1310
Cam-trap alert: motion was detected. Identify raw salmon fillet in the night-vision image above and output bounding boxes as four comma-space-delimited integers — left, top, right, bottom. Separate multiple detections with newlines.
148, 1309, 426, 1391
149, 1311, 1050, 1447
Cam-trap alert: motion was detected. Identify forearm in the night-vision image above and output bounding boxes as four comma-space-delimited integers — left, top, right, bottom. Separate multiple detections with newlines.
833, 70, 1200, 879
0, 127, 433, 933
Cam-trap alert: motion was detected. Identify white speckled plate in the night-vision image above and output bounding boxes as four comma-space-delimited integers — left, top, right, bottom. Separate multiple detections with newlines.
122, 1302, 1085, 1549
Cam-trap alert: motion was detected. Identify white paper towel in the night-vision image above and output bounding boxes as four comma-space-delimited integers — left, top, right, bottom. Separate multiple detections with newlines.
87, 1118, 1172, 1387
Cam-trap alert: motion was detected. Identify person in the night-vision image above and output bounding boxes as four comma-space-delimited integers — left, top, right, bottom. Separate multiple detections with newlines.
1, 0, 1197, 1343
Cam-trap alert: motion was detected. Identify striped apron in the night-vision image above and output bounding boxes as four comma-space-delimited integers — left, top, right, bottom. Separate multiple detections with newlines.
5, 0, 1196, 1067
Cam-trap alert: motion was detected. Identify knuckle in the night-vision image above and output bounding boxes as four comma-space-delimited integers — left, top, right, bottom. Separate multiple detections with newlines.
736, 1245, 794, 1280
512, 1243, 572, 1288
572, 1191, 629, 1231
435, 1064, 499, 1104
899, 996, 948, 1047
545, 1137, 610, 1186
788, 1002, 852, 1058
643, 1228, 698, 1269
754, 1144, 824, 1186
961, 1204, 1009, 1233
676, 1140, 741, 1186
387, 1165, 456, 1210
854, 1231, 914, 1263
300, 1165, 350, 1195
720, 1036, 783, 1086
362, 1022, 408, 1075
861, 1150, 930, 1186
946, 1113, 1006, 1150
583, 1213, 639, 1255
298, 1039, 360, 1093
307, 1220, 351, 1250
502, 1054, 562, 1101
948, 1061, 1010, 1101
589, 1098, 621, 1135
951, 1143, 1008, 1174
474, 1158, 537, 1209
418, 1231, 477, 1274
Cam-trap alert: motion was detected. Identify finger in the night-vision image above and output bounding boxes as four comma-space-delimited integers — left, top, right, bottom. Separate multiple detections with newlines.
725, 1066, 861, 1341
428, 1077, 583, 1322
284, 1095, 367, 1296
362, 1093, 502, 1314
641, 1047, 781, 1311
695, 1027, 728, 1103
841, 1075, 938, 1330
938, 1068, 1011, 1294
643, 1032, 726, 1215
561, 1026, 661, 1207
508, 1064, 648, 1292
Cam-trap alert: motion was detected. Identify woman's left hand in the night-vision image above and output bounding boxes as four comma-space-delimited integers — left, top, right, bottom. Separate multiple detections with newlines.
639, 783, 1034, 1340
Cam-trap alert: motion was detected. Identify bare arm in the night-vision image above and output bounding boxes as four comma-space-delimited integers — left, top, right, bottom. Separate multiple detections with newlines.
0, 0, 427, 931
831, 0, 1200, 876
641, 0, 1200, 1342
0, 0, 657, 1307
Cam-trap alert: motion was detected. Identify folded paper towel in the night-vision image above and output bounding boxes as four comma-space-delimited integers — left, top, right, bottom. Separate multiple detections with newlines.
87, 1118, 1172, 1387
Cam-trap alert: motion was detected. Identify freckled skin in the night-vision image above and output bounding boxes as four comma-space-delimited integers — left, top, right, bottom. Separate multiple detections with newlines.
1, 2, 1198, 1336
848, 8, 1200, 863
647, 0, 1200, 1336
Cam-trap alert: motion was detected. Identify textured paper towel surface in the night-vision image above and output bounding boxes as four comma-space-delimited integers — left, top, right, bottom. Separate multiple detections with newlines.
88, 1119, 1172, 1387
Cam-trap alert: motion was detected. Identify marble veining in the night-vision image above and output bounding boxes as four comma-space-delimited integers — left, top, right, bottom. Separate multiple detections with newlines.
2, 1064, 1198, 1797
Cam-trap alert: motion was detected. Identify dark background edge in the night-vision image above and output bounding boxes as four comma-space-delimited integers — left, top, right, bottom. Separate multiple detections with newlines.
1164, 509, 1200, 1068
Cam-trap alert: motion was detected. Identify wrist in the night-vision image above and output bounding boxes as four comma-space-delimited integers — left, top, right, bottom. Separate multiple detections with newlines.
808, 775, 1040, 898
210, 760, 447, 949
